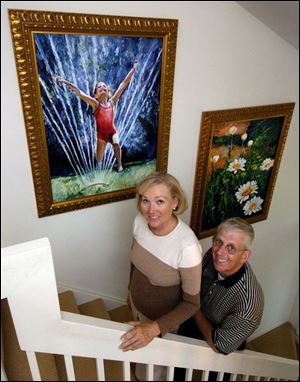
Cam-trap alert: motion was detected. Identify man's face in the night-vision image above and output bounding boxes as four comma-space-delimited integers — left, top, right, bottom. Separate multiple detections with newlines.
212, 229, 251, 277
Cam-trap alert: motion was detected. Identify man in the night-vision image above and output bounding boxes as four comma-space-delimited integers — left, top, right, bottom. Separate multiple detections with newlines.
175, 217, 264, 380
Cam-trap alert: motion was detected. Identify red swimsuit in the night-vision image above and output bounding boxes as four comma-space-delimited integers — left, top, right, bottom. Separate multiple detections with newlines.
94, 101, 116, 143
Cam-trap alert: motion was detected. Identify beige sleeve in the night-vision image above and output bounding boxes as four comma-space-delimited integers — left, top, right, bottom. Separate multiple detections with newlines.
156, 264, 202, 336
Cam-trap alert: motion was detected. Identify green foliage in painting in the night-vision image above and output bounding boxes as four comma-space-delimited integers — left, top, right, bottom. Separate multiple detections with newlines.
202, 117, 283, 231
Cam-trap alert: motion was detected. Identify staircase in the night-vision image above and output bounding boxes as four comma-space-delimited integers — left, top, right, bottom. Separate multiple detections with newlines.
1, 238, 299, 381
1, 291, 135, 381
247, 322, 299, 361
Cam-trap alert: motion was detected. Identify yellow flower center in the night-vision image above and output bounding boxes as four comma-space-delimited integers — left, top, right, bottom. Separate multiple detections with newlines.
242, 188, 252, 196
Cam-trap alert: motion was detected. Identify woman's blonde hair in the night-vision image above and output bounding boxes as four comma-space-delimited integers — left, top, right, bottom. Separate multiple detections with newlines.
136, 172, 188, 215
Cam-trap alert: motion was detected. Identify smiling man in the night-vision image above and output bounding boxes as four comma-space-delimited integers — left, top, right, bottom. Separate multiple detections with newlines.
175, 217, 264, 381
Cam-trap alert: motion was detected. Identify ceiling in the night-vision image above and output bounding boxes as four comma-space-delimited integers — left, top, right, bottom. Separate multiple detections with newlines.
236, 1, 299, 50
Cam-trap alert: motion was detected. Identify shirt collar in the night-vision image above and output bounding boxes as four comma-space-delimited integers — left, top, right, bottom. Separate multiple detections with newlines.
218, 264, 246, 287
205, 248, 247, 288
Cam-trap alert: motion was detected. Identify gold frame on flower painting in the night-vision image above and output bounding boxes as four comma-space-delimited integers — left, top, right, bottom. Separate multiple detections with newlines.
8, 9, 178, 217
190, 103, 295, 239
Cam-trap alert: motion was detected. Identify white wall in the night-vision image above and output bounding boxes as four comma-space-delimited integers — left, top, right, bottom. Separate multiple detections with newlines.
1, 1, 299, 338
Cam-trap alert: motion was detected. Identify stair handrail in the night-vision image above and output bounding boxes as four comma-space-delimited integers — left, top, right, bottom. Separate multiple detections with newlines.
1, 238, 299, 381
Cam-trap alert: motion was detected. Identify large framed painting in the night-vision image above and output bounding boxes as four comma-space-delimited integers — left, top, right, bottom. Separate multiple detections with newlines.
8, 9, 178, 217
190, 103, 295, 239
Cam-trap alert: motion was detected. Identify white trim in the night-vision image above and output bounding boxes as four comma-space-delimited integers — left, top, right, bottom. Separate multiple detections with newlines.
2, 238, 298, 381
26, 351, 41, 381
1, 360, 8, 382
57, 281, 126, 309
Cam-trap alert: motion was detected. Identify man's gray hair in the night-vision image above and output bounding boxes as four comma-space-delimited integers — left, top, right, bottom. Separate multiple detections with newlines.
217, 217, 254, 249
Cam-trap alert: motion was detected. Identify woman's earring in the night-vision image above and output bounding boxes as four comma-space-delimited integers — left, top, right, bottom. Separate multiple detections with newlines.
173, 206, 177, 211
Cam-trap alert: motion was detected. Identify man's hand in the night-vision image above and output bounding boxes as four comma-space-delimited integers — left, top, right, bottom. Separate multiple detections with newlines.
194, 311, 219, 353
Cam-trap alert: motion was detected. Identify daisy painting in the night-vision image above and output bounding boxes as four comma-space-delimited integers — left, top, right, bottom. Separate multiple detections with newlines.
190, 103, 295, 239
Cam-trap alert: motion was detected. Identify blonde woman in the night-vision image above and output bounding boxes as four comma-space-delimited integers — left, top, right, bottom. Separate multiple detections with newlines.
120, 172, 202, 381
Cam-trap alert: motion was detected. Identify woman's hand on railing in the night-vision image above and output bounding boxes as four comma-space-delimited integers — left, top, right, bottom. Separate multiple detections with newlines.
119, 320, 160, 352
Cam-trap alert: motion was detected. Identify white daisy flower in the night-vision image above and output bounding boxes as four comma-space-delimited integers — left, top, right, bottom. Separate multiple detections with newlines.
227, 158, 246, 174
243, 196, 264, 216
235, 181, 258, 204
260, 158, 274, 171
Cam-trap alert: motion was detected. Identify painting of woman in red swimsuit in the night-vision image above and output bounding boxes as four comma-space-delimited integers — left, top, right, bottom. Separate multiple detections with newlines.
33, 32, 165, 209
55, 61, 137, 173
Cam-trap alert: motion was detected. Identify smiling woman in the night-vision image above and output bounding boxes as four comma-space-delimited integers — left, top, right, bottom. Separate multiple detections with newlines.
136, 172, 190, 236
120, 172, 202, 381
139, 187, 178, 236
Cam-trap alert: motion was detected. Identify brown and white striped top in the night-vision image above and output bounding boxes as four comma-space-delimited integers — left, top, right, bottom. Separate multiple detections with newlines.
129, 213, 202, 336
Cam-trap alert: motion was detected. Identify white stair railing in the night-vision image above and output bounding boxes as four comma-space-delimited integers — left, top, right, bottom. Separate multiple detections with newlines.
1, 238, 299, 381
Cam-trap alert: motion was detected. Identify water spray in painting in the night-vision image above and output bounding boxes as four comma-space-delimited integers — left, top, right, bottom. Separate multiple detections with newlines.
34, 33, 162, 201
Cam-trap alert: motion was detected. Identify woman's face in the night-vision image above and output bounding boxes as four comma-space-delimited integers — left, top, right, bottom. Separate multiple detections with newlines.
139, 183, 178, 236
94, 82, 109, 100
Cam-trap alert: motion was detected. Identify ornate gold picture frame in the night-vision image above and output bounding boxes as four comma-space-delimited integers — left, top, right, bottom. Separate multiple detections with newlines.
8, 9, 178, 217
190, 103, 295, 239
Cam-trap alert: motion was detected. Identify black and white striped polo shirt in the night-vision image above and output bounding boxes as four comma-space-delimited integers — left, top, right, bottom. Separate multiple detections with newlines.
201, 248, 264, 354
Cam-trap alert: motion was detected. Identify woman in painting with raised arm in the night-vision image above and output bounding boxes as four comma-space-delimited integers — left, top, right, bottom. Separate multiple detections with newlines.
54, 60, 138, 172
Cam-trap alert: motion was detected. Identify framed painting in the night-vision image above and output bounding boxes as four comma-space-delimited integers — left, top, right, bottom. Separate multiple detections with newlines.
8, 9, 178, 217
190, 103, 295, 239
